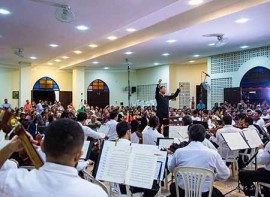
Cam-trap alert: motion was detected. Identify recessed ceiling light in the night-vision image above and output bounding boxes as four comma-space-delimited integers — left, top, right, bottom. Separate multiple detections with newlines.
189, 60, 195, 63
208, 43, 215, 46
30, 56, 37, 60
0, 9, 11, 15
107, 36, 118, 40
188, 0, 204, 5
162, 53, 170, 56
193, 54, 200, 57
73, 50, 82, 54
54, 59, 61, 62
104, 67, 109, 70
88, 44, 98, 48
166, 39, 177, 43
235, 18, 249, 24
240, 45, 249, 49
154, 63, 160, 66
48, 63, 53, 65
49, 44, 59, 48
124, 51, 133, 55
62, 56, 69, 59
76, 25, 89, 31
92, 61, 99, 64
126, 28, 136, 32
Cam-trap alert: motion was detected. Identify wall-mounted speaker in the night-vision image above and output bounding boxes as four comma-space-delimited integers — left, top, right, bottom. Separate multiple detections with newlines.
131, 87, 136, 93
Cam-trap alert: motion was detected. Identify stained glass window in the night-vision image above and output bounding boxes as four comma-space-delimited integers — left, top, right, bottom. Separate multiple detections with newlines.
33, 77, 60, 91
88, 79, 109, 92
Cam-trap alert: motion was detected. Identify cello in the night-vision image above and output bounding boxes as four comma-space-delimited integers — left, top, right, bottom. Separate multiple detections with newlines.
0, 109, 44, 168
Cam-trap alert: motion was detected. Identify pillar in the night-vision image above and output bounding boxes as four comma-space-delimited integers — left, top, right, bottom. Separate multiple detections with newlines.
19, 62, 31, 108
72, 67, 85, 110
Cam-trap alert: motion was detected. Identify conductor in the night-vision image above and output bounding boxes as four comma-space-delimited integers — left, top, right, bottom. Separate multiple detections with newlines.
155, 79, 180, 136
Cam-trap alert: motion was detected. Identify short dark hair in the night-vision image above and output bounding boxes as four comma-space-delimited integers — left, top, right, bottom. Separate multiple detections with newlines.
255, 110, 262, 116
44, 119, 84, 158
110, 110, 118, 120
76, 112, 87, 122
223, 115, 232, 125
130, 120, 139, 133
244, 117, 253, 126
116, 121, 131, 138
188, 124, 206, 142
182, 115, 193, 126
149, 116, 159, 130
160, 86, 165, 90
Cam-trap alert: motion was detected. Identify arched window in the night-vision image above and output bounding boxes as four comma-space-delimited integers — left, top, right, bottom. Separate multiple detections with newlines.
87, 79, 109, 92
240, 66, 270, 88
33, 77, 60, 91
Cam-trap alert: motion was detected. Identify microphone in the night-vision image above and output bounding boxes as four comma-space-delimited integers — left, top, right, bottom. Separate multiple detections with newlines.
203, 72, 210, 77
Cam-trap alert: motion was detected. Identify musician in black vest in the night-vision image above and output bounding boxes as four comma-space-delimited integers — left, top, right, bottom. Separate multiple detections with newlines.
155, 79, 180, 136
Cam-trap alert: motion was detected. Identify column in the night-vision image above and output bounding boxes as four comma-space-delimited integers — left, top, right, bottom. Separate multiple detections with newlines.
19, 62, 31, 108
72, 67, 85, 110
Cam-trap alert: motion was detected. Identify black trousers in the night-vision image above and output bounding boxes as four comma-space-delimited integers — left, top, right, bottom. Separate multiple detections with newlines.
239, 168, 270, 196
169, 183, 224, 197
157, 114, 169, 137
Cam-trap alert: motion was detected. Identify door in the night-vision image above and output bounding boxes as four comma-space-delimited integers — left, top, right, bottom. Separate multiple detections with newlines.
87, 79, 110, 108
59, 91, 72, 109
224, 87, 242, 104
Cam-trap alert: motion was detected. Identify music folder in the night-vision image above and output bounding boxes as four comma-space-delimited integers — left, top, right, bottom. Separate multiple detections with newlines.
94, 141, 167, 190
169, 126, 189, 141
157, 137, 174, 149
80, 141, 93, 161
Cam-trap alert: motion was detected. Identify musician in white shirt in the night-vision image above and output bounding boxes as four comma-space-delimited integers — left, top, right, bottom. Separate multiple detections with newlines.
239, 123, 270, 196
130, 120, 141, 144
106, 111, 119, 140
253, 109, 265, 128
142, 116, 164, 145
76, 112, 105, 140
168, 124, 230, 197
0, 119, 107, 197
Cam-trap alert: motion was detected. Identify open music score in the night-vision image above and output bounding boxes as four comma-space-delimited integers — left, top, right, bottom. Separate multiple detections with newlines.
169, 126, 189, 141
0, 131, 10, 150
80, 141, 93, 160
95, 141, 167, 189
241, 129, 263, 149
157, 138, 174, 149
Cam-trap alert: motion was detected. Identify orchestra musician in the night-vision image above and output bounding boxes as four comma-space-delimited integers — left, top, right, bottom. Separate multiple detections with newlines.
155, 79, 180, 136
168, 124, 230, 197
142, 116, 164, 145
0, 119, 107, 197
239, 123, 270, 196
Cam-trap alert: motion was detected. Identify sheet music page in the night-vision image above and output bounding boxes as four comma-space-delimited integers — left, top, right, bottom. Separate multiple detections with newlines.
221, 132, 249, 150
0, 131, 10, 150
158, 138, 174, 149
97, 125, 109, 135
242, 129, 263, 148
125, 147, 157, 189
169, 126, 189, 141
154, 150, 167, 180
80, 141, 90, 159
96, 141, 131, 184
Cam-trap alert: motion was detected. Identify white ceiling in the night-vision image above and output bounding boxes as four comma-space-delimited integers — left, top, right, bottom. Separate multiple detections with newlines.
0, 0, 269, 70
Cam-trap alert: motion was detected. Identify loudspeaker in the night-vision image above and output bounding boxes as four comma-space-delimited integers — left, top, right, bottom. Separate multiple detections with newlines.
131, 87, 136, 93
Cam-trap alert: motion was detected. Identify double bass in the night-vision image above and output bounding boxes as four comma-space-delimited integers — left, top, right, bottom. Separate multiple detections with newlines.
0, 109, 44, 168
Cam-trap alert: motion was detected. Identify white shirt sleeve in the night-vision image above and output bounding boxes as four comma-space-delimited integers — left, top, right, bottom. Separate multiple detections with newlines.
84, 126, 105, 139
214, 153, 230, 181
168, 153, 177, 173
257, 143, 270, 165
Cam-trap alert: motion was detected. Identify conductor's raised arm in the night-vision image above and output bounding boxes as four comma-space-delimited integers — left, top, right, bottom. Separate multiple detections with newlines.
168, 88, 180, 100
155, 79, 162, 100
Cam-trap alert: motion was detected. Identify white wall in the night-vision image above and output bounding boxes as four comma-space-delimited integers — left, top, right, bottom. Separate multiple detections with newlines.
84, 70, 137, 106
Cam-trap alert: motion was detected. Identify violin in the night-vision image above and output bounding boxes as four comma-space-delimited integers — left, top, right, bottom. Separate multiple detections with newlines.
0, 109, 44, 168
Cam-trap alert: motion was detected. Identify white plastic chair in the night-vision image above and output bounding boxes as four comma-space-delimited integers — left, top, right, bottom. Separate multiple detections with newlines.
255, 182, 270, 197
82, 169, 110, 196
173, 167, 214, 197
239, 148, 255, 170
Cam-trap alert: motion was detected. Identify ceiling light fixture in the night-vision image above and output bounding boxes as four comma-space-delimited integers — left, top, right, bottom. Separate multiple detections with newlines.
48, 63, 53, 65
104, 67, 109, 70
162, 53, 170, 56
0, 8, 11, 15
73, 50, 82, 54
166, 39, 177, 43
193, 54, 200, 57
62, 56, 69, 59
88, 44, 98, 48
154, 63, 160, 66
107, 36, 118, 40
126, 28, 136, 32
49, 44, 59, 48
76, 25, 89, 31
208, 43, 215, 46
235, 18, 249, 24
189, 60, 195, 63
92, 61, 99, 64
54, 59, 61, 62
30, 56, 37, 60
240, 45, 249, 49
124, 51, 133, 55
188, 0, 204, 5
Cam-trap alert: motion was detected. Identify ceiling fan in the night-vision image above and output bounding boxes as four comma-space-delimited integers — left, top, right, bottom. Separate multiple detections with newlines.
30, 0, 74, 23
203, 33, 228, 47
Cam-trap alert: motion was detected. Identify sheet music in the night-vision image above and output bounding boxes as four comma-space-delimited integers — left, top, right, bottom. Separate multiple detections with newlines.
80, 141, 91, 160
97, 125, 109, 135
221, 132, 249, 150
96, 141, 131, 184
154, 150, 167, 180
0, 131, 10, 150
242, 129, 263, 148
158, 138, 174, 149
169, 126, 189, 141
125, 147, 157, 189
